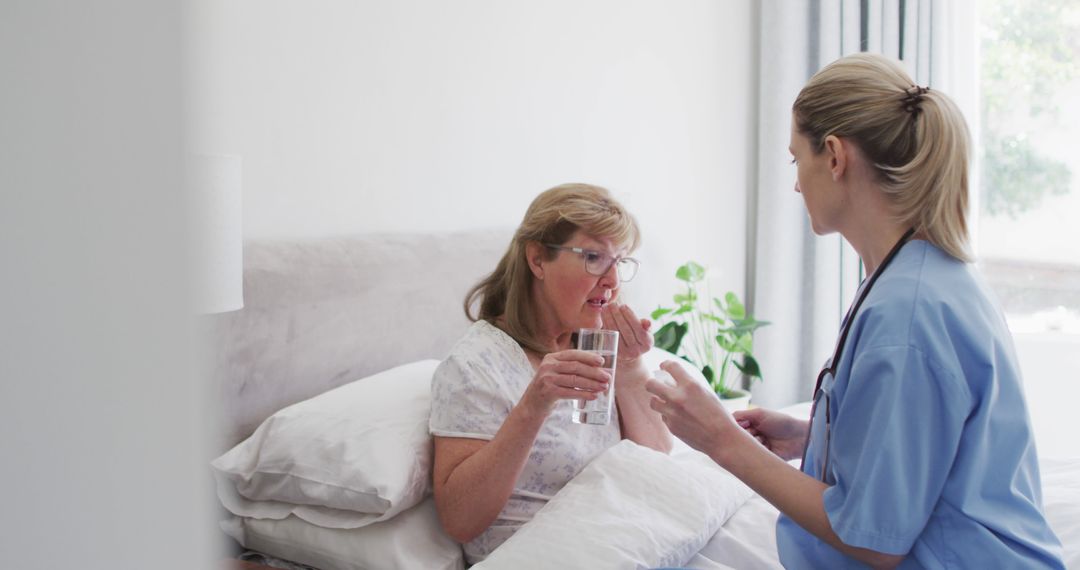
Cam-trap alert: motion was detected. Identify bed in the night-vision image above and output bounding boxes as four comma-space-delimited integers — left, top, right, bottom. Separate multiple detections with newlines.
209, 229, 1080, 569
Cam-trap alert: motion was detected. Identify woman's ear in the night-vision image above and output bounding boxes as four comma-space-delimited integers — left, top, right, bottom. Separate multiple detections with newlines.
823, 135, 848, 181
525, 241, 545, 280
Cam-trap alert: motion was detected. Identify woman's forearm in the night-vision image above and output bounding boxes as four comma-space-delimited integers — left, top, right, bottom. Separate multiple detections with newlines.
434, 402, 548, 543
712, 429, 904, 569
615, 360, 674, 453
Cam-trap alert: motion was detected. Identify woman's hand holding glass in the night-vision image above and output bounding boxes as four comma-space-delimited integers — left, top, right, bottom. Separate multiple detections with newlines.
520, 350, 610, 418
732, 408, 809, 461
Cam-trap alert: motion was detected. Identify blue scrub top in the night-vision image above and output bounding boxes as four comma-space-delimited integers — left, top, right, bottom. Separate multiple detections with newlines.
776, 241, 1065, 569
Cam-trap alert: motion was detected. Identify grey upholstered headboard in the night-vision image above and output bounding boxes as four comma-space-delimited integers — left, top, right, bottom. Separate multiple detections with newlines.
210, 228, 512, 448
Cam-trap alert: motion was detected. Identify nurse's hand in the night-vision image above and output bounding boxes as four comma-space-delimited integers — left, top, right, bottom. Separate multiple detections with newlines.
601, 302, 652, 364
644, 360, 738, 458
732, 408, 808, 461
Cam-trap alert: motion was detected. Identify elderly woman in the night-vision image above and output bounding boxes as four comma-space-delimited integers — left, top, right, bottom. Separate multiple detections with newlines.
647, 53, 1064, 568
429, 183, 673, 563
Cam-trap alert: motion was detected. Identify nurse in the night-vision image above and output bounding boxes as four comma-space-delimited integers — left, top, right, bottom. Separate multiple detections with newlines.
645, 53, 1064, 568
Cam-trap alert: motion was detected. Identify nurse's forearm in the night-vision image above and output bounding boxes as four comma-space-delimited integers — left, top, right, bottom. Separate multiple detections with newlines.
709, 430, 905, 569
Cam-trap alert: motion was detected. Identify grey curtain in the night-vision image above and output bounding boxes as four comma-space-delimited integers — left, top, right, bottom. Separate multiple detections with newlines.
747, 0, 976, 408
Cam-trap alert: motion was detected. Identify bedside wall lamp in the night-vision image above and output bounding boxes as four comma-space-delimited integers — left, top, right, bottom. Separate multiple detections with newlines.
189, 153, 244, 314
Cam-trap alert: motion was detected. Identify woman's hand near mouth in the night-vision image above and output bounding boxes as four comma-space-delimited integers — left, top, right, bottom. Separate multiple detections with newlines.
601, 302, 652, 364
603, 301, 673, 453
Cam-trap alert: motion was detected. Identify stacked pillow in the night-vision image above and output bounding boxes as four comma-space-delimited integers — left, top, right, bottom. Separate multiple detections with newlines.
211, 359, 465, 570
220, 497, 463, 570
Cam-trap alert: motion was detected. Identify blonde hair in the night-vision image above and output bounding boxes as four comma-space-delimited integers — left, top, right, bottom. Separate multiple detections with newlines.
465, 183, 641, 354
793, 52, 973, 262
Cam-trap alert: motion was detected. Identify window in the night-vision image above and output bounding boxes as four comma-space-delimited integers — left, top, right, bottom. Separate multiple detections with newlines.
976, 0, 1080, 458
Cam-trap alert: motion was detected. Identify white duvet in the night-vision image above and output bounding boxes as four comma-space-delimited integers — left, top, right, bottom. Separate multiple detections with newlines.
474, 440, 754, 569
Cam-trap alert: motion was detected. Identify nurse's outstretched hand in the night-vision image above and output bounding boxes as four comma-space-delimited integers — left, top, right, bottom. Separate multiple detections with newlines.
644, 360, 737, 457
732, 408, 809, 461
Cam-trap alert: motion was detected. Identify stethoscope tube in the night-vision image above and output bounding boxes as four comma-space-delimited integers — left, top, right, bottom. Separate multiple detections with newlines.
798, 228, 916, 480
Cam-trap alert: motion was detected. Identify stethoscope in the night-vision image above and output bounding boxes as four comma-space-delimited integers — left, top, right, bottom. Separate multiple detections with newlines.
798, 228, 915, 482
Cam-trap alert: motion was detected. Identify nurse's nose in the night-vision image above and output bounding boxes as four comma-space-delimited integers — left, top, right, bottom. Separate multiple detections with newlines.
794, 180, 802, 194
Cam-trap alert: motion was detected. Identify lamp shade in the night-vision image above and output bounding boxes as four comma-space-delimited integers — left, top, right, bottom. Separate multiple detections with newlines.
189, 154, 243, 313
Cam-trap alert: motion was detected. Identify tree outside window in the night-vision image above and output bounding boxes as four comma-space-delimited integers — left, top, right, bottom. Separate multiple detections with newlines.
977, 0, 1080, 458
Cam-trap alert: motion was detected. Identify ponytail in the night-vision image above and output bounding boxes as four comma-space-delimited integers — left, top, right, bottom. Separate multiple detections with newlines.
793, 53, 973, 262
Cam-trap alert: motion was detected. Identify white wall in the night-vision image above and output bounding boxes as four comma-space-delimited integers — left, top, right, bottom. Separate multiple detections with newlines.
2, 2, 213, 568
189, 0, 758, 309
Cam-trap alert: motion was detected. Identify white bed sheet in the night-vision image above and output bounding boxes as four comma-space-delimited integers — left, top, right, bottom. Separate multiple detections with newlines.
687, 494, 782, 570
1041, 457, 1080, 567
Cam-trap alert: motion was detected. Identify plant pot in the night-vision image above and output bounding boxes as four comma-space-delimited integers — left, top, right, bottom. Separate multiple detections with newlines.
719, 389, 751, 412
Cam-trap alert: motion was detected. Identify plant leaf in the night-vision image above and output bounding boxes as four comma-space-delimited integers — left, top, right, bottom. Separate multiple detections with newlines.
715, 334, 736, 352
653, 322, 688, 353
725, 292, 746, 319
730, 317, 770, 335
672, 305, 693, 316
702, 364, 715, 384
650, 307, 673, 320
673, 291, 697, 305
703, 314, 728, 326
734, 355, 762, 379
735, 333, 753, 353
675, 261, 706, 283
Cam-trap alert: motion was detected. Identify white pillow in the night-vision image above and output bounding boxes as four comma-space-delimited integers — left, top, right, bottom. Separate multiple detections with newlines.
474, 440, 754, 569
222, 496, 465, 570
211, 360, 440, 529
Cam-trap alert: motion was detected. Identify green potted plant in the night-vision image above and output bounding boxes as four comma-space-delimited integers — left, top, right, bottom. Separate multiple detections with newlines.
651, 261, 769, 409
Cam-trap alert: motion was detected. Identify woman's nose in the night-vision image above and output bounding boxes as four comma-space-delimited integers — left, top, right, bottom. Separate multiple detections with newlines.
599, 262, 619, 288
794, 180, 802, 194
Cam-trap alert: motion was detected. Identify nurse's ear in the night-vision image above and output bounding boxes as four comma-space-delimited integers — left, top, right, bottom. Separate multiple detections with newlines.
823, 134, 849, 182
525, 241, 546, 280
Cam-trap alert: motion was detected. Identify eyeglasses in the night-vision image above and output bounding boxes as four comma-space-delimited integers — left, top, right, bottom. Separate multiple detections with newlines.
542, 244, 639, 282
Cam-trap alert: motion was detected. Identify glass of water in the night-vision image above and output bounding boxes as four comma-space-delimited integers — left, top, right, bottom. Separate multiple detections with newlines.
571, 328, 618, 425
